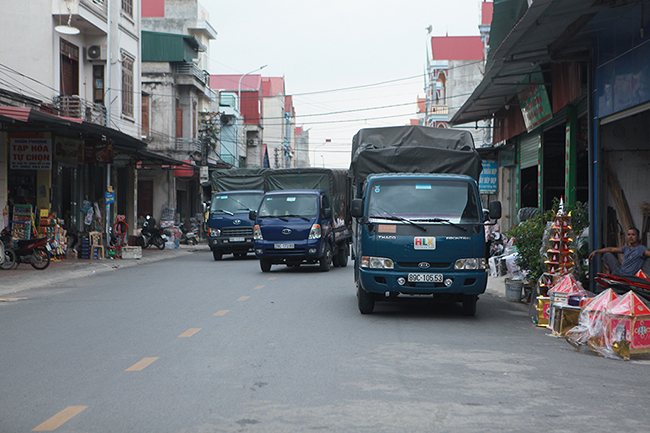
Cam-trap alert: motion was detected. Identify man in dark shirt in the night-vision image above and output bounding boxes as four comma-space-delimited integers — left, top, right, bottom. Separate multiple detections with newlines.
589, 228, 650, 276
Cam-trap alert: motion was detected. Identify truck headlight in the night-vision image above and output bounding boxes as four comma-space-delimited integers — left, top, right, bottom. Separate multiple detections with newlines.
209, 228, 220, 237
308, 224, 322, 239
253, 225, 263, 240
361, 256, 394, 269
454, 258, 487, 270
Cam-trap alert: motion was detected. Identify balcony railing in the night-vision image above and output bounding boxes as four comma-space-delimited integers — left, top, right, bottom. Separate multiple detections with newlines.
173, 63, 209, 86
427, 104, 449, 115
53, 95, 107, 126
175, 137, 202, 154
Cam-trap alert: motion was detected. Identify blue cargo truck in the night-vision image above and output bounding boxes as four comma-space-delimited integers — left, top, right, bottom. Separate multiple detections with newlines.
250, 168, 352, 272
349, 125, 501, 315
208, 169, 267, 261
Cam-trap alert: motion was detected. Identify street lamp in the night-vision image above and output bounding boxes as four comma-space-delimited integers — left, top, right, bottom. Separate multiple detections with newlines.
236, 65, 267, 167
312, 139, 330, 167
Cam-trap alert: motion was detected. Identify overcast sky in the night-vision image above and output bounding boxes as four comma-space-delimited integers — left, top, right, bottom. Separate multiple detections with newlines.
205, 0, 485, 168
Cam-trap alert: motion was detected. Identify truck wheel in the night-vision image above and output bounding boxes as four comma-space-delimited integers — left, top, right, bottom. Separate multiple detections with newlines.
337, 244, 348, 268
212, 250, 222, 261
357, 283, 375, 314
462, 295, 477, 316
260, 259, 272, 272
319, 244, 332, 272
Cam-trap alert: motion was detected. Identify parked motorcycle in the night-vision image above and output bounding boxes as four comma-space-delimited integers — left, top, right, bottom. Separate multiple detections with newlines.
179, 222, 198, 246
488, 232, 506, 258
136, 215, 166, 250
0, 228, 50, 270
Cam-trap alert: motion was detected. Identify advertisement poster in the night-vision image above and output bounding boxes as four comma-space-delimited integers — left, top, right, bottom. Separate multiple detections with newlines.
9, 136, 52, 170
54, 136, 84, 163
517, 69, 553, 132
479, 160, 498, 194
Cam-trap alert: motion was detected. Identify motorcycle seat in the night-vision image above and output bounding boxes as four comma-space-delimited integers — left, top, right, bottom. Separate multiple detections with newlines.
16, 237, 47, 248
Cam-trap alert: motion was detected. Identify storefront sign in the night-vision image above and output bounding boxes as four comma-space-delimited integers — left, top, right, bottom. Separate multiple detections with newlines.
9, 136, 52, 170
85, 140, 114, 163
479, 160, 498, 194
54, 136, 84, 163
518, 70, 553, 132
105, 191, 115, 204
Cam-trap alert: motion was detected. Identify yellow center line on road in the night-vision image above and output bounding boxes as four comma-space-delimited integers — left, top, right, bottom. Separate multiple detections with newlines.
268, 277, 277, 280
254, 285, 264, 290
32, 406, 88, 431
178, 328, 201, 338
213, 310, 230, 316
125, 357, 159, 371
237, 296, 250, 301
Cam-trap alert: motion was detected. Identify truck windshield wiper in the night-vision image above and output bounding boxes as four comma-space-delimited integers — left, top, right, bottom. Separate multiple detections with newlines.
369, 213, 426, 232
283, 214, 310, 221
414, 217, 467, 231
213, 209, 234, 215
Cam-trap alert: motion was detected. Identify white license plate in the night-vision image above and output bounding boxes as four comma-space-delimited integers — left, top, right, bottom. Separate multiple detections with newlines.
229, 237, 245, 242
274, 243, 295, 249
408, 273, 443, 283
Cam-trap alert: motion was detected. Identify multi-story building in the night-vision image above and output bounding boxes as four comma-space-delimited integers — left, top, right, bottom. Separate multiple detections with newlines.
141, 0, 220, 225
261, 77, 296, 168
0, 0, 171, 239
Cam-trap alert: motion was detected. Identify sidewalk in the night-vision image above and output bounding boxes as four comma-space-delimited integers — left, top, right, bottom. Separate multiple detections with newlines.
485, 274, 507, 299
0, 243, 210, 298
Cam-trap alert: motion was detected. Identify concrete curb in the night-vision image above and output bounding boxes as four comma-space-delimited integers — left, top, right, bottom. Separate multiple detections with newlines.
0, 245, 208, 297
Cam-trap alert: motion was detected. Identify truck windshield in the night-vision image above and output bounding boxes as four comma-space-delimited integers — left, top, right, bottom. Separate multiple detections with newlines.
258, 194, 318, 218
367, 179, 481, 223
211, 193, 264, 214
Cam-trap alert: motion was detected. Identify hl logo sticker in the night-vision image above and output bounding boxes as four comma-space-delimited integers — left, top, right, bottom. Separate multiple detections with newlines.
414, 237, 436, 250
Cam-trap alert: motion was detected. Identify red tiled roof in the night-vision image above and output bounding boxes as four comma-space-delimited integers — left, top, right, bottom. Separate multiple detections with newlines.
262, 77, 285, 97
209, 74, 262, 92
431, 36, 485, 61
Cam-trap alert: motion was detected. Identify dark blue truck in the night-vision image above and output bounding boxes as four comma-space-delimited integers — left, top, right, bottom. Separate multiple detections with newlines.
250, 168, 352, 272
208, 169, 267, 261
349, 126, 501, 315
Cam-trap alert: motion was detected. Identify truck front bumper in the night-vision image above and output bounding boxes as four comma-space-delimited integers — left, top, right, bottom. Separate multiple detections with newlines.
358, 268, 488, 296
209, 237, 255, 254
254, 239, 325, 264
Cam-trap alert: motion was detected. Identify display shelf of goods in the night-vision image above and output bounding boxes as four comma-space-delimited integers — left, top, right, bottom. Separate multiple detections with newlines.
12, 204, 32, 241
39, 215, 67, 259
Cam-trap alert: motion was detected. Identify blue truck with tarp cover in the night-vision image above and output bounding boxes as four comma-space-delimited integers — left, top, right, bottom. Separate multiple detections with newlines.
208, 168, 267, 260
349, 125, 501, 315
250, 168, 353, 272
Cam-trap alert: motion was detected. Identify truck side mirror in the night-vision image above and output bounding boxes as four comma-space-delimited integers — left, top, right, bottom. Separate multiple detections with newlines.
249, 210, 257, 221
488, 201, 502, 220
322, 208, 332, 219
351, 198, 364, 218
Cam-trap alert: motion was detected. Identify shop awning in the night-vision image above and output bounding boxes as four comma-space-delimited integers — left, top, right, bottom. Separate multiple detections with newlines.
450, 0, 633, 126
0, 105, 193, 169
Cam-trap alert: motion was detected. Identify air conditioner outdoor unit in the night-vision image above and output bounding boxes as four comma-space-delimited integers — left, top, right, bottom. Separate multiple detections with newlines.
87, 45, 107, 61
247, 139, 257, 147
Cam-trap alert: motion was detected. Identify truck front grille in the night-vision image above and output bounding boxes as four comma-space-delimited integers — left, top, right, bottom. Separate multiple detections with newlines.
222, 227, 253, 237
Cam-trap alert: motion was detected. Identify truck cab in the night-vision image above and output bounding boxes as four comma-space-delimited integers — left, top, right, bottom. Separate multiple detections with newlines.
352, 173, 500, 315
208, 190, 264, 260
251, 190, 336, 272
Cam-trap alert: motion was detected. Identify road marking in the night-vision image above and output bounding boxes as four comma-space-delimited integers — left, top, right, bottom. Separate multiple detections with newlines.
237, 296, 250, 301
213, 310, 230, 316
268, 277, 277, 280
254, 285, 264, 290
125, 357, 159, 371
32, 406, 88, 431
178, 328, 201, 337
0, 297, 27, 302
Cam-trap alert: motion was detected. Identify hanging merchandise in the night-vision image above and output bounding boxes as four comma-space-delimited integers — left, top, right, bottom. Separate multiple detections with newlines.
12, 204, 32, 240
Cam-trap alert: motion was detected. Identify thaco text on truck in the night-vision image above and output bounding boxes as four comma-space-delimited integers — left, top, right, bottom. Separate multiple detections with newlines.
349, 125, 501, 315
249, 168, 352, 272
208, 169, 267, 260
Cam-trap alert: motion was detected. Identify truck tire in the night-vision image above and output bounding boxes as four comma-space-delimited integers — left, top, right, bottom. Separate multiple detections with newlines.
319, 243, 332, 272
357, 283, 375, 314
212, 250, 222, 261
462, 295, 477, 316
337, 243, 348, 268
260, 259, 272, 272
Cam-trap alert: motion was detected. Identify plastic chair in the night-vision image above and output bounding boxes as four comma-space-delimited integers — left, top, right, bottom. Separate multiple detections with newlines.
89, 231, 104, 259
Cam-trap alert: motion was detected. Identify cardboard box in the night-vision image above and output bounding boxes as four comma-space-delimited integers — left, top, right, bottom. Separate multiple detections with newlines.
122, 246, 142, 259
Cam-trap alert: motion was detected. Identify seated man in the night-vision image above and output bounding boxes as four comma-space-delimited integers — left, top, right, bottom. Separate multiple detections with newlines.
589, 227, 650, 277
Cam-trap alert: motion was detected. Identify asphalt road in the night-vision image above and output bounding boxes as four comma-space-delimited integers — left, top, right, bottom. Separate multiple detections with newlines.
1, 250, 649, 432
